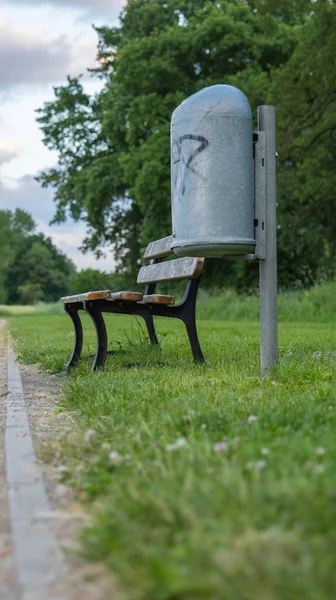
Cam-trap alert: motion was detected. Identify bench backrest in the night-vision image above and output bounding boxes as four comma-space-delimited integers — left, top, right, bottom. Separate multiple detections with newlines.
143, 235, 174, 260
137, 236, 204, 285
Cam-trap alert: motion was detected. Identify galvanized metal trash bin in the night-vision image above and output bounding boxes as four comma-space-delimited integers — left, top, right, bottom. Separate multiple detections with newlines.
171, 84, 255, 257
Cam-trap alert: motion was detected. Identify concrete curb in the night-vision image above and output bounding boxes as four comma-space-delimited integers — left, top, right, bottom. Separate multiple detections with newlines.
6, 345, 65, 600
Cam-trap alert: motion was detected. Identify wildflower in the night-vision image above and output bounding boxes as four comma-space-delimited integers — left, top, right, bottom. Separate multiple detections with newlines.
109, 451, 122, 467
101, 443, 111, 451
214, 441, 229, 453
201, 424, 207, 429
84, 429, 96, 444
246, 459, 266, 471
261, 447, 269, 456
316, 447, 326, 456
184, 412, 194, 423
166, 438, 188, 452
247, 415, 257, 424
314, 464, 325, 474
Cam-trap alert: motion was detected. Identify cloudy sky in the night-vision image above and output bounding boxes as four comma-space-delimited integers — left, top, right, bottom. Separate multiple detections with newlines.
0, 0, 125, 270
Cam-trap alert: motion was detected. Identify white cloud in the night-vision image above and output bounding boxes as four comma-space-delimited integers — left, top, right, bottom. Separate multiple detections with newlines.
0, 1, 122, 272
0, 20, 71, 89
0, 173, 55, 221
0, 141, 18, 166
2, 0, 125, 19
0, 17, 100, 92
7, 0, 119, 7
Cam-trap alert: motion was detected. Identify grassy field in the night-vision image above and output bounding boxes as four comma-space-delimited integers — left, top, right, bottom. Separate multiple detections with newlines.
7, 284, 336, 600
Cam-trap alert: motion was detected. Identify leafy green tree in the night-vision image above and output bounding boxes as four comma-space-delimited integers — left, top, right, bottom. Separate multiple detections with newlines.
0, 208, 76, 304
6, 235, 76, 304
36, 0, 300, 283
0, 209, 36, 303
71, 268, 131, 294
269, 0, 336, 287
72, 268, 112, 292
0, 211, 13, 303
17, 283, 45, 305
36, 0, 335, 289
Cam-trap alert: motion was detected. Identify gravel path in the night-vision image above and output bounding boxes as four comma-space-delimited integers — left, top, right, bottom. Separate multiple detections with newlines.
0, 320, 115, 600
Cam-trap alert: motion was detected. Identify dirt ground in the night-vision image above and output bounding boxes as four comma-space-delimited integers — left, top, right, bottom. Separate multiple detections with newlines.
0, 320, 116, 600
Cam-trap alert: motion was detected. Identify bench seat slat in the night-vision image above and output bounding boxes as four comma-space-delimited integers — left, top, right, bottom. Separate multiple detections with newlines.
61, 290, 111, 303
137, 257, 204, 284
143, 294, 175, 305
143, 235, 174, 260
109, 291, 143, 302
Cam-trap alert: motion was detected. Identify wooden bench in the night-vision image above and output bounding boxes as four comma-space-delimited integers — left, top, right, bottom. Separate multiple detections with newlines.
60, 235, 205, 370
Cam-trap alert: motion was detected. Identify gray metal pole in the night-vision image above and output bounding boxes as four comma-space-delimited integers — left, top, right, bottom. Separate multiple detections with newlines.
258, 105, 278, 375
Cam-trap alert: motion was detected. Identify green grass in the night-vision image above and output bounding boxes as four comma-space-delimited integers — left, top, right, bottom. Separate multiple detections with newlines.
7, 284, 336, 600
0, 302, 63, 317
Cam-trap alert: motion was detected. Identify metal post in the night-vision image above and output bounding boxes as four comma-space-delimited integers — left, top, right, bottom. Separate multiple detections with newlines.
258, 105, 278, 375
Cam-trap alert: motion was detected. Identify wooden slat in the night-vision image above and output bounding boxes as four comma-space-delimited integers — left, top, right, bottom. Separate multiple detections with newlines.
137, 257, 204, 284
61, 292, 89, 303
87, 290, 112, 301
60, 290, 111, 304
109, 291, 143, 302
143, 294, 175, 305
143, 235, 174, 260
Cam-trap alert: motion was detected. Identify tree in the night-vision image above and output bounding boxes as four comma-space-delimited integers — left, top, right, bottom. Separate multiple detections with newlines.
0, 209, 76, 304
72, 268, 113, 292
6, 235, 76, 304
17, 283, 45, 305
0, 211, 13, 303
0, 209, 36, 303
269, 0, 336, 286
36, 0, 300, 284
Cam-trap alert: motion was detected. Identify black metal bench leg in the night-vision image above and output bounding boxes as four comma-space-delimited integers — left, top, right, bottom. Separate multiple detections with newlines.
182, 315, 204, 363
85, 303, 108, 371
142, 314, 159, 345
178, 278, 204, 363
64, 305, 83, 368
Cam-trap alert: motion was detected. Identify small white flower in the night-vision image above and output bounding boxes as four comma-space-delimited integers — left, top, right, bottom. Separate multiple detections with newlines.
261, 447, 269, 456
84, 429, 96, 444
247, 415, 257, 424
255, 460, 266, 470
201, 424, 207, 429
214, 441, 229, 453
176, 438, 188, 447
101, 443, 111, 451
314, 464, 325, 474
246, 459, 266, 471
316, 447, 326, 456
166, 438, 188, 452
109, 450, 122, 466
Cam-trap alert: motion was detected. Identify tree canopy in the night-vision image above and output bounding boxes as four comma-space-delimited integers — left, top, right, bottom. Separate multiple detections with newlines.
0, 209, 76, 304
36, 0, 336, 289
